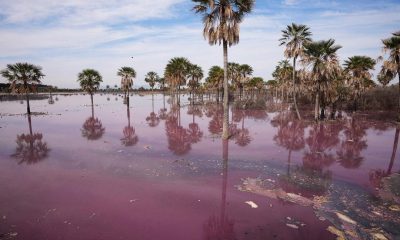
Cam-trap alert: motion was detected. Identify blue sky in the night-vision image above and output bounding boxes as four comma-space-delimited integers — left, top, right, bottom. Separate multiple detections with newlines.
0, 0, 399, 88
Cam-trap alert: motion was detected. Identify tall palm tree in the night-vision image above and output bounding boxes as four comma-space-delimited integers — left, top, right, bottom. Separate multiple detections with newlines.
1, 62, 45, 115
343, 56, 376, 111
117, 67, 136, 99
302, 39, 342, 120
77, 69, 103, 107
279, 23, 312, 120
379, 31, 400, 120
192, 0, 255, 139
145, 71, 160, 92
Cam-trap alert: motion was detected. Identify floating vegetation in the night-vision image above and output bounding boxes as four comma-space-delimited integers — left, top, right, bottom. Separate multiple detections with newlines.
237, 177, 400, 239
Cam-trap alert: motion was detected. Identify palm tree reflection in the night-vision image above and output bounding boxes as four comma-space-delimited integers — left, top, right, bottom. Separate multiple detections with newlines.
146, 94, 160, 127
165, 95, 191, 155
158, 94, 168, 120
187, 104, 203, 144
272, 112, 306, 175
369, 126, 399, 188
81, 105, 105, 140
336, 118, 368, 169
203, 139, 235, 240
121, 98, 139, 146
12, 115, 49, 164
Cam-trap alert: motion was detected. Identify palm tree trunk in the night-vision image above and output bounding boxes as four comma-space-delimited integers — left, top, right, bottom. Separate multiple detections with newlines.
28, 114, 33, 135
314, 91, 319, 121
221, 138, 229, 224
387, 127, 399, 174
25, 92, 31, 115
293, 57, 301, 120
222, 40, 229, 140
91, 104, 94, 119
398, 73, 400, 121
90, 93, 94, 108
287, 148, 292, 177
152, 94, 154, 113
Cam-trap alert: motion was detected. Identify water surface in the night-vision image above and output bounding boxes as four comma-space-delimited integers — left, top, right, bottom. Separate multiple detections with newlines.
0, 93, 399, 240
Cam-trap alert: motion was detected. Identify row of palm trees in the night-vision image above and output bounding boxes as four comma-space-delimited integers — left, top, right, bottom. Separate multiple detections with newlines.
1, 0, 398, 128
276, 23, 400, 121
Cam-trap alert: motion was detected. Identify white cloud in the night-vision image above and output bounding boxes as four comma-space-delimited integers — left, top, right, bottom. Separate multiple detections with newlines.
0, 1, 398, 88
0, 0, 184, 25
283, 0, 300, 6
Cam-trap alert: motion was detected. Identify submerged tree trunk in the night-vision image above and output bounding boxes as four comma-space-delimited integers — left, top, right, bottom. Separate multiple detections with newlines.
314, 90, 319, 121
387, 127, 399, 174
330, 102, 336, 120
221, 138, 229, 226
222, 40, 229, 140
398, 73, 400, 121
90, 93, 94, 108
293, 57, 301, 120
28, 114, 33, 135
25, 92, 31, 115
320, 92, 326, 120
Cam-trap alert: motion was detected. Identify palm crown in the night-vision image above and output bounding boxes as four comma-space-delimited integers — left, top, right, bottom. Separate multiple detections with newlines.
279, 23, 312, 59
1, 62, 45, 93
77, 69, 102, 94
164, 57, 191, 89
117, 67, 136, 92
145, 71, 160, 90
192, 0, 254, 46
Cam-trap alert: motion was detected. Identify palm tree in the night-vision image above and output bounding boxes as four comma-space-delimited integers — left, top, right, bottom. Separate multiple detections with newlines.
279, 23, 312, 120
272, 60, 293, 101
145, 71, 159, 92
379, 31, 400, 120
344, 56, 376, 111
302, 39, 342, 120
228, 62, 241, 92
192, 0, 255, 139
1, 62, 45, 115
77, 69, 103, 107
187, 64, 204, 102
206, 66, 224, 102
238, 64, 253, 98
164, 57, 190, 93
117, 67, 136, 99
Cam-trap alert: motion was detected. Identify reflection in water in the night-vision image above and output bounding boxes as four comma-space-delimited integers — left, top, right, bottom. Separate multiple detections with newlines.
146, 94, 160, 127
336, 118, 367, 169
187, 104, 203, 144
165, 94, 205, 155
121, 98, 139, 146
369, 127, 399, 187
165, 95, 191, 155
203, 141, 235, 240
81, 105, 105, 140
232, 102, 250, 147
303, 122, 340, 171
48, 93, 55, 104
12, 115, 49, 164
205, 103, 224, 136
272, 112, 306, 175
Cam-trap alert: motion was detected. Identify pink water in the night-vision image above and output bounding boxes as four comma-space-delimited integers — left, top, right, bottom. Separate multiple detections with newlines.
0, 93, 399, 240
